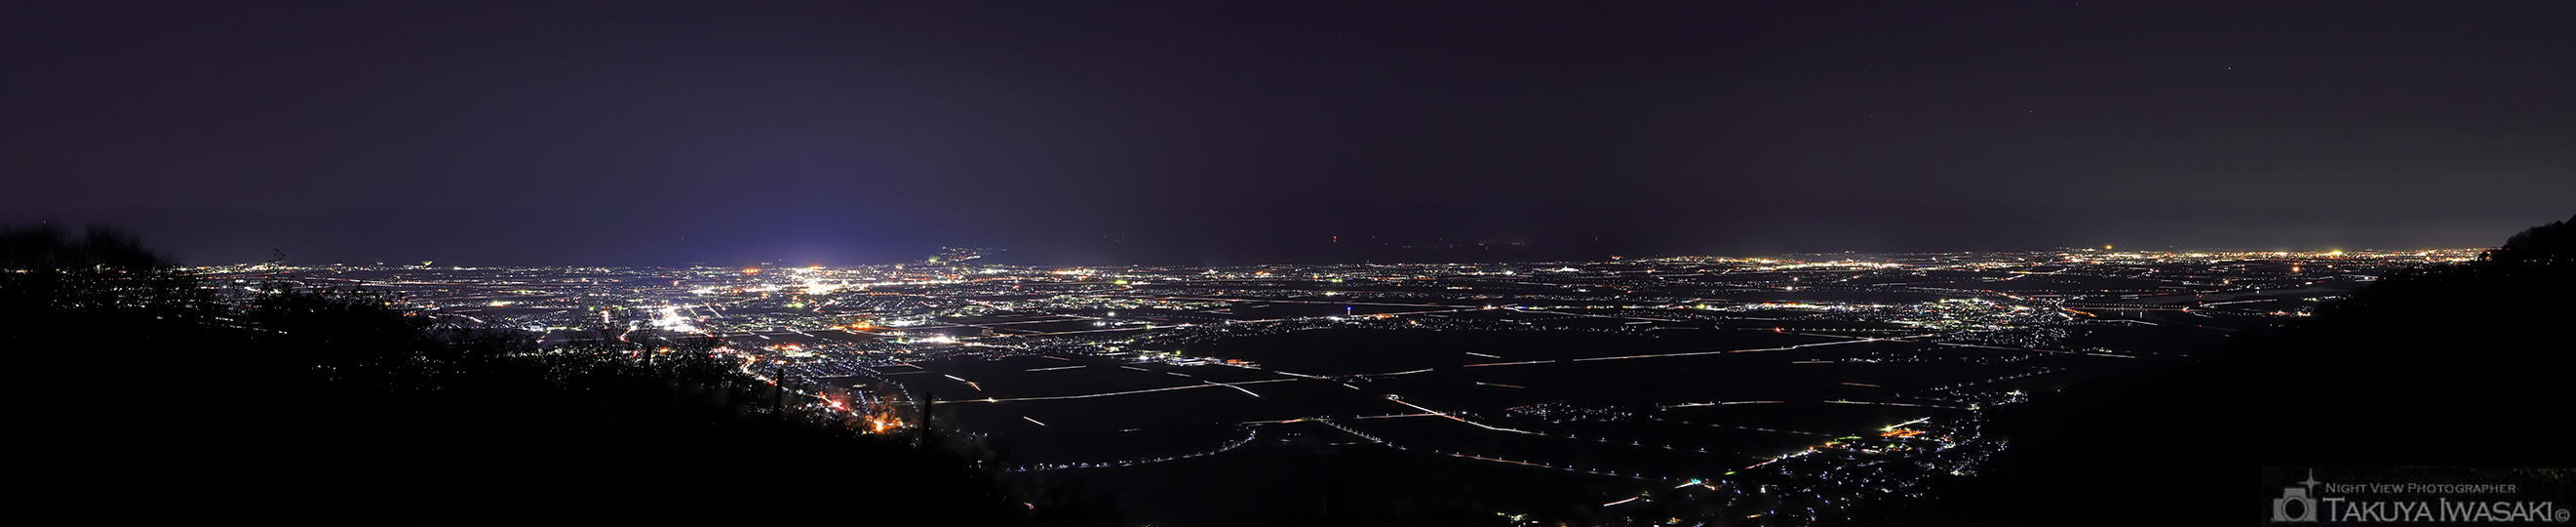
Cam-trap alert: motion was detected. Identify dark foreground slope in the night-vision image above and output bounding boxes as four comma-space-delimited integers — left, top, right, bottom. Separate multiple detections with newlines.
1894, 215, 2575, 526
5, 224, 1108, 525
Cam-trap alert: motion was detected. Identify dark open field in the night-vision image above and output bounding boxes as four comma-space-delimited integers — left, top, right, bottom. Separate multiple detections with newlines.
850, 323, 2188, 523
883, 331, 2077, 478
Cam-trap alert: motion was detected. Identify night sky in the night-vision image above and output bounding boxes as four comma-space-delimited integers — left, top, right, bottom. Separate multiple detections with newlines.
6, 2, 2570, 266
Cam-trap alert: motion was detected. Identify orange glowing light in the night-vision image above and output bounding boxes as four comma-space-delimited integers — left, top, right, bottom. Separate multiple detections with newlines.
743, 267, 761, 274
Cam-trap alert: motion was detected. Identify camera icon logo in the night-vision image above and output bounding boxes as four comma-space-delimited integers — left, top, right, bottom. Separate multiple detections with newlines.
2270, 469, 2322, 522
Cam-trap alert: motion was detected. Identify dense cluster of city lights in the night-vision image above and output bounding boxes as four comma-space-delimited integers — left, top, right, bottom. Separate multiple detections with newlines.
188, 245, 2477, 523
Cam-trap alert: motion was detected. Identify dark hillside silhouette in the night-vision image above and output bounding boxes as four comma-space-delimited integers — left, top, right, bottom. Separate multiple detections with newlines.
2242, 214, 2571, 457
1895, 214, 2575, 526
6, 224, 1112, 525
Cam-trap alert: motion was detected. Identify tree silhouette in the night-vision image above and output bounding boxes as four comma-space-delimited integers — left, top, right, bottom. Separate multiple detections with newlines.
2, 223, 208, 341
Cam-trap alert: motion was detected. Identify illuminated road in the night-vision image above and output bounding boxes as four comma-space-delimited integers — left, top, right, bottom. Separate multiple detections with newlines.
966, 378, 1299, 403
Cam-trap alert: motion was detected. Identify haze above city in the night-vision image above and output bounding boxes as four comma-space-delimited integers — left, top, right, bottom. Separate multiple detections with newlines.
6, 2, 2570, 265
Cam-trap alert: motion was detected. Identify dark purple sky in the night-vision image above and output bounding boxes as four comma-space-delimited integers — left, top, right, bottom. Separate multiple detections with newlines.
6, 2, 2570, 265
